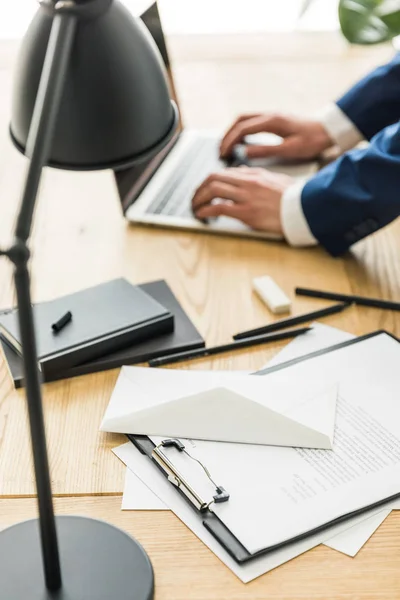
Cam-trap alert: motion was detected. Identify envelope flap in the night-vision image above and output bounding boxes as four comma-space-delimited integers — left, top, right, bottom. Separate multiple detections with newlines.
101, 367, 337, 449
103, 386, 334, 448
288, 384, 338, 446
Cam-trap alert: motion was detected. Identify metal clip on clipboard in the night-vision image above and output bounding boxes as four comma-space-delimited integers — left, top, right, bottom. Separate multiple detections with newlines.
152, 438, 230, 512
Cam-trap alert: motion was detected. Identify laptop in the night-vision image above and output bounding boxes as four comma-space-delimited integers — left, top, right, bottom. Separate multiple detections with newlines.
114, 4, 317, 241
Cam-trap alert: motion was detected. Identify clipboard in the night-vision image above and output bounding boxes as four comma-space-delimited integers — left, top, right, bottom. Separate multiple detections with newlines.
127, 329, 400, 564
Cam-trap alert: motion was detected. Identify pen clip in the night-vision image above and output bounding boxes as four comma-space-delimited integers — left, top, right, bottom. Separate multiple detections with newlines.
152, 438, 230, 512
51, 310, 72, 333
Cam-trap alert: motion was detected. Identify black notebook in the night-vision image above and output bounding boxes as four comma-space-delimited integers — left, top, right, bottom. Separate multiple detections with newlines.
1, 280, 205, 388
0, 278, 173, 375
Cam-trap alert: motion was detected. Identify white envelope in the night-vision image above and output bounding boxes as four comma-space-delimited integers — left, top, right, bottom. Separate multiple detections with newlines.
100, 366, 338, 449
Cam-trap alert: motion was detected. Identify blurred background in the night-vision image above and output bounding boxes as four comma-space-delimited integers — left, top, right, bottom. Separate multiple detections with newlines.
1, 0, 339, 39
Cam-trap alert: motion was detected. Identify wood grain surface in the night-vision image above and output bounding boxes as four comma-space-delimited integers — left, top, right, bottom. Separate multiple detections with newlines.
1, 496, 400, 600
0, 31, 399, 598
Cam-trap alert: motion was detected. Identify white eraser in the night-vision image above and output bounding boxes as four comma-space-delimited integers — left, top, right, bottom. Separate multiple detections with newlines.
252, 276, 291, 314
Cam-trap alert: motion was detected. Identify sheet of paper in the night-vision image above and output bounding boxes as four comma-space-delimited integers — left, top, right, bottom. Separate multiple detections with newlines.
118, 323, 347, 512
149, 333, 400, 555
118, 324, 394, 555
268, 323, 393, 557
122, 457, 391, 555
265, 322, 355, 368
122, 468, 166, 510
114, 442, 395, 582
324, 509, 391, 556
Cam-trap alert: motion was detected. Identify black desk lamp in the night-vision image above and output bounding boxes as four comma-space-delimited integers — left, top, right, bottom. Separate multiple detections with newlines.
0, 1, 178, 598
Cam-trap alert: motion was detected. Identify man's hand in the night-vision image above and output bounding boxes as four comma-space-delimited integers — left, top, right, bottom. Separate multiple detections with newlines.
192, 167, 294, 234
220, 113, 333, 160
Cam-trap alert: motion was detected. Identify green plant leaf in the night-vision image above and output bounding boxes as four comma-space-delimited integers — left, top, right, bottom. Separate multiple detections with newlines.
339, 0, 400, 44
377, 0, 400, 30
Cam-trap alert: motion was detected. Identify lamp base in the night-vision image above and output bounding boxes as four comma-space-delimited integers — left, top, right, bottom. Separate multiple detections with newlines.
0, 516, 154, 600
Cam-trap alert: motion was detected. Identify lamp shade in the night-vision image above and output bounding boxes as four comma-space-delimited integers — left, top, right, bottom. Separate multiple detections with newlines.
10, 0, 178, 170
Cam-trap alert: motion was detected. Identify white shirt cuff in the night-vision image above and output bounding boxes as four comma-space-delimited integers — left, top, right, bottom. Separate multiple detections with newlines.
317, 103, 364, 152
281, 180, 318, 247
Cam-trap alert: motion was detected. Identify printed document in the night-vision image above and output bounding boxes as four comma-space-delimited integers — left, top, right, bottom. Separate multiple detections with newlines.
151, 333, 400, 554
115, 442, 398, 582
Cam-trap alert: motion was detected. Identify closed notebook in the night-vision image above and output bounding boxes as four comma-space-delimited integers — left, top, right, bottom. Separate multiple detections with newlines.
0, 278, 173, 375
0, 280, 204, 388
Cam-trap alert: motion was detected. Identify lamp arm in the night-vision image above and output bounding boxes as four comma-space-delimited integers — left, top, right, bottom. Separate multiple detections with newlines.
3, 9, 77, 592
16, 10, 77, 242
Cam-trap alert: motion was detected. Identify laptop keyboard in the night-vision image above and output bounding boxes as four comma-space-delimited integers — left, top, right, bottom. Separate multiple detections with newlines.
146, 137, 225, 219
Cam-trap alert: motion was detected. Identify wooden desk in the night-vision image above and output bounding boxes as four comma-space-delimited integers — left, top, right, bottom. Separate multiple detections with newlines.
0, 32, 399, 599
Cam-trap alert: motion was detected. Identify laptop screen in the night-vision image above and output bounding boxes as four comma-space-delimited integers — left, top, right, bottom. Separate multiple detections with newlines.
114, 2, 182, 214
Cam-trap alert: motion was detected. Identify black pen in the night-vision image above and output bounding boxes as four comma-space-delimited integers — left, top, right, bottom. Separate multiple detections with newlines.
233, 302, 351, 340
295, 287, 400, 311
148, 326, 311, 367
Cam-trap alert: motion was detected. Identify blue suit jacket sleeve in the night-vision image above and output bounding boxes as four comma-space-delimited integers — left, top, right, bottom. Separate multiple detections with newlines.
302, 122, 400, 256
337, 54, 400, 139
